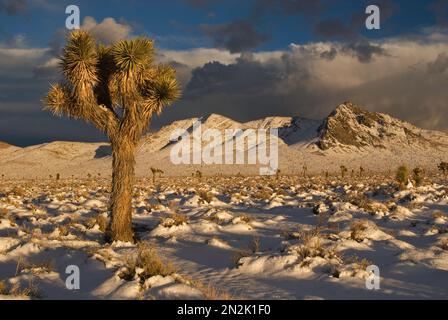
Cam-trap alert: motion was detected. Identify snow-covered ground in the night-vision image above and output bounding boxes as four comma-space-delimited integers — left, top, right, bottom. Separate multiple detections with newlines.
1, 175, 447, 300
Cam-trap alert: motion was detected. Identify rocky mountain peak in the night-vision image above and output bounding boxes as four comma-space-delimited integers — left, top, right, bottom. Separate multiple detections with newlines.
316, 102, 445, 151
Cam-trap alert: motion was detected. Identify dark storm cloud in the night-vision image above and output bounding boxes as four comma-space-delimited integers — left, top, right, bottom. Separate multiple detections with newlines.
320, 47, 337, 60
200, 20, 269, 53
185, 53, 290, 96
159, 50, 317, 124
151, 39, 448, 134
0, 0, 27, 15
314, 0, 397, 39
341, 39, 388, 63
430, 0, 448, 27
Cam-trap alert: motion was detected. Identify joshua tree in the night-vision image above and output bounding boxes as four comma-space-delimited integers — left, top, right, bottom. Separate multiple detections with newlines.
44, 31, 180, 242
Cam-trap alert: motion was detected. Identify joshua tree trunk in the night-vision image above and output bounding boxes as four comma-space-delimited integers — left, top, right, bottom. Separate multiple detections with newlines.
109, 137, 137, 242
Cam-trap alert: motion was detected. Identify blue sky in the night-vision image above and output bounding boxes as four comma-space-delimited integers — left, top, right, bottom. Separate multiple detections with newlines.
1, 0, 448, 146
0, 0, 442, 50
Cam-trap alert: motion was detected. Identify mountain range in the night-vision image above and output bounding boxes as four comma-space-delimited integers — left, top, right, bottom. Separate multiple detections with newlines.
1, 102, 447, 178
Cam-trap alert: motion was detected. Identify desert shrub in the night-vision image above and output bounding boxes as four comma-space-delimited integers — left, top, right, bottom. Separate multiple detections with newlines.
433, 210, 446, 220
9, 279, 41, 298
120, 243, 177, 282
96, 215, 108, 232
0, 280, 7, 295
345, 255, 373, 272
16, 258, 55, 273
232, 249, 252, 266
254, 188, 272, 200
237, 214, 252, 224
413, 167, 424, 187
150, 167, 164, 183
350, 219, 371, 242
0, 207, 8, 218
286, 227, 340, 264
198, 190, 214, 203
296, 237, 325, 261
249, 236, 260, 253
85, 215, 108, 232
193, 280, 235, 300
57, 225, 69, 236
438, 162, 448, 175
161, 213, 188, 228
439, 238, 448, 250
395, 165, 410, 189
10, 187, 26, 197
136, 243, 177, 280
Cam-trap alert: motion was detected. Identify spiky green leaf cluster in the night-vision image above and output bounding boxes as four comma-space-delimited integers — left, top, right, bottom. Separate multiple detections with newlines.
44, 30, 180, 137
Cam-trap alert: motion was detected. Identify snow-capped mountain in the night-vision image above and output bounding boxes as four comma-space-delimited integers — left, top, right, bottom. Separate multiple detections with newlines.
1, 102, 448, 178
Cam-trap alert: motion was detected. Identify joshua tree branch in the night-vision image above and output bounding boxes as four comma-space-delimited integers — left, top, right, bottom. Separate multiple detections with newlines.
44, 84, 119, 137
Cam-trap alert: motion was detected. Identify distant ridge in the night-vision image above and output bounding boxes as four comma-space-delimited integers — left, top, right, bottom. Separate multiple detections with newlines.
0, 141, 14, 149
1, 102, 448, 178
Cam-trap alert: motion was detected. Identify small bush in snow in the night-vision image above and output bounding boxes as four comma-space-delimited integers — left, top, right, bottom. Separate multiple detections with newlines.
413, 167, 424, 187
0, 280, 7, 295
198, 190, 214, 203
0, 207, 8, 218
161, 213, 188, 228
350, 219, 372, 242
395, 165, 410, 189
137, 243, 177, 279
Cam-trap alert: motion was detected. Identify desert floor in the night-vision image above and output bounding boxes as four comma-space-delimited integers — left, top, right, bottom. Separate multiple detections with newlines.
0, 175, 447, 300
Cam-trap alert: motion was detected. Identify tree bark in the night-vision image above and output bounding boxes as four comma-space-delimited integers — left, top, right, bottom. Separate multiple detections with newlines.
109, 137, 136, 242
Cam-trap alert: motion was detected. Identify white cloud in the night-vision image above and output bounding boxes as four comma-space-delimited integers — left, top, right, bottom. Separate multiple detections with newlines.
81, 16, 133, 44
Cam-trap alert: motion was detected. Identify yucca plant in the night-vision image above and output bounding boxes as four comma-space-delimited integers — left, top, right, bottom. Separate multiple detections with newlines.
44, 31, 180, 242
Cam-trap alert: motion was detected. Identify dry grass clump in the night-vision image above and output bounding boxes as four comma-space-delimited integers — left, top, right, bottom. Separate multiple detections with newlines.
296, 235, 325, 261
198, 190, 214, 203
286, 228, 341, 267
433, 210, 447, 220
232, 236, 262, 266
9, 218, 22, 232
16, 258, 54, 274
345, 255, 373, 272
9, 187, 26, 197
192, 280, 235, 300
120, 243, 177, 282
160, 213, 188, 228
0, 280, 7, 295
439, 238, 448, 251
85, 215, 108, 232
254, 188, 272, 201
57, 225, 70, 236
236, 214, 252, 224
9, 280, 41, 298
0, 207, 8, 218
